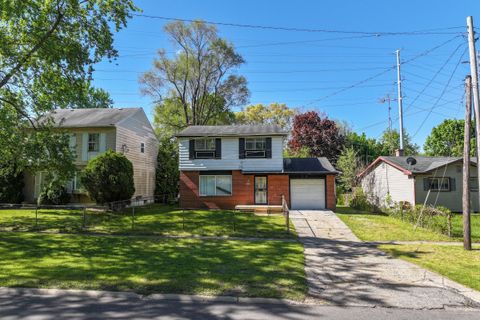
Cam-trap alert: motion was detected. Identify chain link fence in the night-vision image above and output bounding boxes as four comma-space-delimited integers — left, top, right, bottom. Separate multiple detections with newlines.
0, 194, 293, 238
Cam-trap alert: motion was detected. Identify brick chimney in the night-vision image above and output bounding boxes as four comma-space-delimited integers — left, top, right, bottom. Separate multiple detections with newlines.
395, 149, 404, 157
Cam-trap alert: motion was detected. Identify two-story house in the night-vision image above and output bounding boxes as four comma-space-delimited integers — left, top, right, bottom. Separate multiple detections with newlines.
176, 125, 338, 210
23, 108, 159, 203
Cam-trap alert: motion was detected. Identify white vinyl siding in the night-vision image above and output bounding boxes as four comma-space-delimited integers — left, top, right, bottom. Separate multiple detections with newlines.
178, 136, 284, 172
361, 162, 415, 206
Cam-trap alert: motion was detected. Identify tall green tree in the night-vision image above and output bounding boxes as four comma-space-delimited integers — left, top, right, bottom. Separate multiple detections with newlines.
344, 132, 382, 166
140, 20, 249, 129
424, 119, 475, 156
0, 0, 138, 175
337, 147, 360, 192
378, 129, 419, 156
155, 137, 179, 200
235, 103, 297, 130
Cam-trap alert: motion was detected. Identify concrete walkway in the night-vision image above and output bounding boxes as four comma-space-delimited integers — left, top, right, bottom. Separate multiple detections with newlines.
290, 210, 480, 309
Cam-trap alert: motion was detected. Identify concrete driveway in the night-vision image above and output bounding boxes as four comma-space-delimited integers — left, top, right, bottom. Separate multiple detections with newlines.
290, 210, 480, 309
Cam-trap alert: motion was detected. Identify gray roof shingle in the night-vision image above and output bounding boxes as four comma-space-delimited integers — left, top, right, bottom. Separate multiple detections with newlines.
380, 156, 477, 173
283, 158, 338, 174
176, 125, 288, 137
41, 108, 141, 128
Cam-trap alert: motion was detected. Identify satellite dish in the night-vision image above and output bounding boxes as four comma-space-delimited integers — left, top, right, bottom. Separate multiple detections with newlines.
406, 157, 417, 166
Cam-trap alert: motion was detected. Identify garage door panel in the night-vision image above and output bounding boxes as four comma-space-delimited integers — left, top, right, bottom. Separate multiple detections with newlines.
291, 179, 325, 210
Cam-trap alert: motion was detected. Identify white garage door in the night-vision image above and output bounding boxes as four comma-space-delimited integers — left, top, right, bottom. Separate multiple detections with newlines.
290, 179, 325, 210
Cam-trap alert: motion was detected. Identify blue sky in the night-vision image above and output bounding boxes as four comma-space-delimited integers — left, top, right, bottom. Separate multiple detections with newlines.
92, 0, 480, 149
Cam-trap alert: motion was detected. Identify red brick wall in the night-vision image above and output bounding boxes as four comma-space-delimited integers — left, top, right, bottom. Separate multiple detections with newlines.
326, 174, 336, 211
179, 171, 291, 209
268, 175, 290, 207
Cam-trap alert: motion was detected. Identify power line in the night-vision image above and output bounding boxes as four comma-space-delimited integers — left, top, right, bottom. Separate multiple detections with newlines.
132, 14, 464, 36
304, 35, 464, 105
411, 47, 467, 138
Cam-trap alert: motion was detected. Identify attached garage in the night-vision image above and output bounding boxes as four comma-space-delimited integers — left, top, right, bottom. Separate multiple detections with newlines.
290, 179, 326, 210
283, 158, 338, 211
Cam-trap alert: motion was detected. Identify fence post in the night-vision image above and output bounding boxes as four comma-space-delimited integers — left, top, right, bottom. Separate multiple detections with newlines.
131, 206, 135, 230
83, 207, 87, 229
286, 209, 290, 235
35, 205, 38, 229
232, 210, 236, 233
182, 209, 185, 231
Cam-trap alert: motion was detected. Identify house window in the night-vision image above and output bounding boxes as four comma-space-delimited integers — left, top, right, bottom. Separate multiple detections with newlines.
428, 177, 451, 191
199, 175, 232, 196
470, 178, 478, 192
245, 138, 266, 158
195, 138, 215, 159
88, 133, 100, 152
141, 143, 145, 153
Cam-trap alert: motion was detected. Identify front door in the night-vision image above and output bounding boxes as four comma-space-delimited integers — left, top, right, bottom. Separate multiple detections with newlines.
255, 176, 268, 204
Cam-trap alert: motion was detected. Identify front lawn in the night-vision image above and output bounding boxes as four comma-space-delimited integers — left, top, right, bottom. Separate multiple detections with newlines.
336, 206, 479, 242
379, 243, 480, 292
0, 204, 294, 238
0, 232, 306, 300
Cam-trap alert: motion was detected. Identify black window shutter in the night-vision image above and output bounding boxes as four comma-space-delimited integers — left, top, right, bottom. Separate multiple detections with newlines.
423, 178, 430, 191
189, 139, 195, 160
450, 178, 456, 191
265, 137, 272, 158
239, 138, 245, 159
215, 138, 221, 159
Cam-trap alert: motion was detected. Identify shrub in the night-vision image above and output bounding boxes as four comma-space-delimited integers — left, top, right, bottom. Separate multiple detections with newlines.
0, 163, 24, 203
38, 180, 70, 205
81, 150, 135, 204
385, 202, 452, 236
349, 187, 372, 211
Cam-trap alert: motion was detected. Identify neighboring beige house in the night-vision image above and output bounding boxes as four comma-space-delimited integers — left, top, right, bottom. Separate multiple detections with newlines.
358, 156, 479, 212
23, 108, 159, 204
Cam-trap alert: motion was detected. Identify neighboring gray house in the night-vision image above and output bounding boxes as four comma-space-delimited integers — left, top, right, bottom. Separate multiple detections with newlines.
23, 108, 159, 204
358, 156, 479, 212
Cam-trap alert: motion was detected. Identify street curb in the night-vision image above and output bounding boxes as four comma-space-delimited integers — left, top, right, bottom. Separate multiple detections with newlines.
0, 287, 304, 306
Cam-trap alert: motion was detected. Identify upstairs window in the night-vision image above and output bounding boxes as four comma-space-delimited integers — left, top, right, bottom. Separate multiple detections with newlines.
194, 138, 216, 159
245, 138, 266, 158
88, 133, 100, 152
140, 142, 145, 153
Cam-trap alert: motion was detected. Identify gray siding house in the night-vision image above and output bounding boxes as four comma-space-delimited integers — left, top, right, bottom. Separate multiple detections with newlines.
359, 156, 479, 212
23, 108, 159, 204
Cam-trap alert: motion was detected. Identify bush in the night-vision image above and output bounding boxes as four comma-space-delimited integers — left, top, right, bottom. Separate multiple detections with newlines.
349, 187, 372, 211
81, 150, 135, 204
0, 163, 24, 203
38, 180, 70, 205
385, 202, 452, 236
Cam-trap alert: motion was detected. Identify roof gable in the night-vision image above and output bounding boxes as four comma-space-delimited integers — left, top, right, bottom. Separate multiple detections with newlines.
359, 156, 478, 178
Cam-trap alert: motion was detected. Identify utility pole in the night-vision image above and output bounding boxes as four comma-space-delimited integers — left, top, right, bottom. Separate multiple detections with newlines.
463, 75, 472, 251
396, 49, 405, 155
378, 94, 395, 132
467, 16, 480, 218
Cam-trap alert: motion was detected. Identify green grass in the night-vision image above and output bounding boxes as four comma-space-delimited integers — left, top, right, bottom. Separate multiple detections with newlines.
336, 206, 453, 242
336, 206, 480, 242
0, 232, 306, 300
0, 204, 294, 238
380, 243, 480, 292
